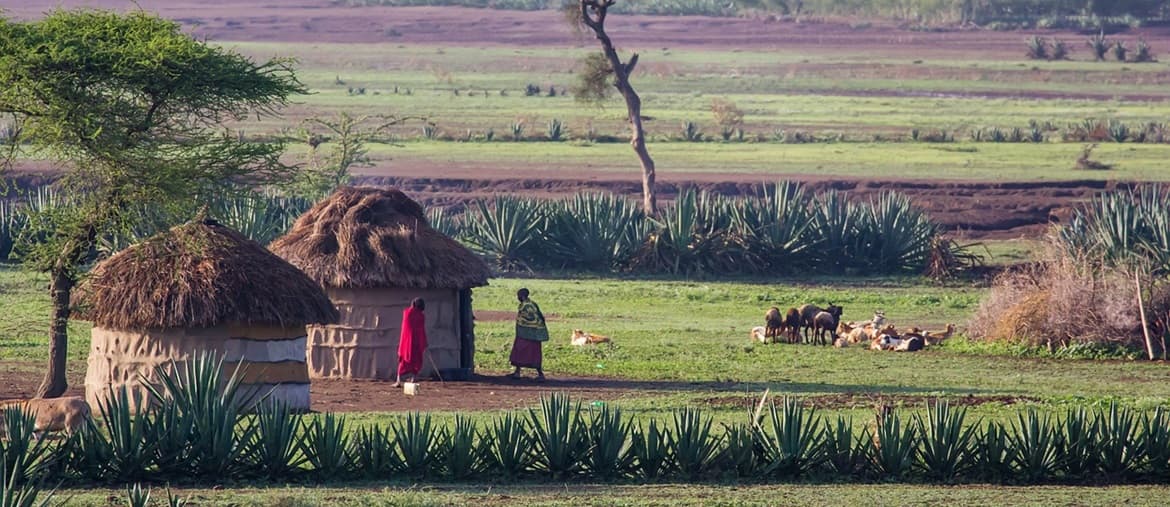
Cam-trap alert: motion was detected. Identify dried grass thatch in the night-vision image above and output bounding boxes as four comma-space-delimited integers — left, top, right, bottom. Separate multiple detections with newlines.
269, 186, 490, 289
76, 219, 339, 330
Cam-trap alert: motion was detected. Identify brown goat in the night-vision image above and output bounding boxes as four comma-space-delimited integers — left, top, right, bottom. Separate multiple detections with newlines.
812, 310, 840, 346
764, 307, 784, 342
784, 308, 801, 344
798, 303, 842, 343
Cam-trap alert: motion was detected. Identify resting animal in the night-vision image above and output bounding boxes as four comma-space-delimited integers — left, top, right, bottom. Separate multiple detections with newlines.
871, 334, 902, 351
895, 335, 925, 352
571, 329, 611, 346
764, 307, 784, 342
751, 326, 768, 343
833, 337, 849, 348
923, 323, 956, 346
870, 310, 887, 328
0, 396, 91, 437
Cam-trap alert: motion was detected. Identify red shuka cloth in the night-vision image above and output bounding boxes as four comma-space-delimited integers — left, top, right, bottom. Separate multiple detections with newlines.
397, 306, 428, 376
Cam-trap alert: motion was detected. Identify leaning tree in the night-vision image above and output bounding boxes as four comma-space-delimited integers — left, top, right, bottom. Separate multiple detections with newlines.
572, 0, 658, 215
0, 10, 306, 397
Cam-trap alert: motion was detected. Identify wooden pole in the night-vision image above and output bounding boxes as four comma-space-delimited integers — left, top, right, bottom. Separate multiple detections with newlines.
1135, 271, 1156, 361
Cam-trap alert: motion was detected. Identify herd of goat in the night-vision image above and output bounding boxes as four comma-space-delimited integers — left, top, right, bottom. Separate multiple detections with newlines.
751, 305, 956, 352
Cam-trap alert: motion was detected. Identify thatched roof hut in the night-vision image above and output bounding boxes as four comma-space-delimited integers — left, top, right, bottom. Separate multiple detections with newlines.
78, 218, 338, 411
270, 186, 491, 380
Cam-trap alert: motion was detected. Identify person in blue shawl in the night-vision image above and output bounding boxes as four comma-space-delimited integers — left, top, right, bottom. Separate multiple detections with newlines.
509, 287, 548, 381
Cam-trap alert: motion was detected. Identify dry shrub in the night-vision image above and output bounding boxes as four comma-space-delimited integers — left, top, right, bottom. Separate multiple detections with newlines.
969, 251, 1170, 351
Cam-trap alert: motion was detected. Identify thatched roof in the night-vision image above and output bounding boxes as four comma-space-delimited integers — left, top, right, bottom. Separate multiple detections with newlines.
76, 218, 339, 330
269, 186, 490, 290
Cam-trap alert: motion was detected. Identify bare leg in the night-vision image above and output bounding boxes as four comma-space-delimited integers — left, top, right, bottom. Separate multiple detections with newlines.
393, 372, 401, 388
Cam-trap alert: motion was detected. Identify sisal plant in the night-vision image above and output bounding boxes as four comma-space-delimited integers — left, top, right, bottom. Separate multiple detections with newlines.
75, 217, 338, 411
270, 186, 491, 380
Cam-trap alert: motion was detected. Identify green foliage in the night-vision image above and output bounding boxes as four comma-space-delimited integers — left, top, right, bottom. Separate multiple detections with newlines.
752, 397, 826, 478
297, 113, 408, 198
539, 193, 644, 271
1112, 41, 1129, 62
123, 483, 149, 507
870, 409, 916, 478
1058, 407, 1100, 478
632, 419, 672, 480
528, 394, 588, 479
70, 388, 155, 483
484, 413, 534, 479
1087, 32, 1110, 61
1097, 402, 1144, 478
973, 421, 1014, 482
682, 121, 702, 142
1133, 38, 1156, 63
1026, 36, 1048, 60
464, 195, 543, 271
915, 402, 976, 481
392, 412, 443, 478
1010, 410, 1060, 482
824, 416, 869, 477
0, 408, 54, 488
441, 415, 485, 480
304, 413, 352, 480
571, 53, 613, 105
585, 405, 636, 479
546, 118, 564, 141
350, 425, 397, 479
1055, 186, 1170, 274
669, 408, 723, 480
248, 401, 306, 479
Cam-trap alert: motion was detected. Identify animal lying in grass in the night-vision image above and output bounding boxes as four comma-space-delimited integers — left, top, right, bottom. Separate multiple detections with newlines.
751, 326, 768, 343
571, 329, 611, 346
0, 396, 91, 438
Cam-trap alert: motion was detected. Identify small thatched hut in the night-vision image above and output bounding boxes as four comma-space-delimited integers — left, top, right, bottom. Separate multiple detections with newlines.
77, 218, 338, 412
270, 186, 490, 380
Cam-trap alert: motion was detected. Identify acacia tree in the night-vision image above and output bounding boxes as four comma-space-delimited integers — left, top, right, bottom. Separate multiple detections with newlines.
297, 113, 414, 198
572, 0, 658, 215
0, 10, 305, 397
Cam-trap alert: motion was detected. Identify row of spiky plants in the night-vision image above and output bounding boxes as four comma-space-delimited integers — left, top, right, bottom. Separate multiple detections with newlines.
459, 183, 959, 277
12, 356, 1170, 488
1055, 186, 1170, 275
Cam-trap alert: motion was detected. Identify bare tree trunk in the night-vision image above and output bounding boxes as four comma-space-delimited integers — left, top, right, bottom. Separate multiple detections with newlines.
36, 267, 73, 398
581, 0, 657, 215
1135, 271, 1156, 361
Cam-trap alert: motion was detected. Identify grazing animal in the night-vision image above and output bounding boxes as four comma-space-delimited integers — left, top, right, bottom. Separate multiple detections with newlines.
764, 307, 784, 342
751, 326, 768, 343
571, 329, 611, 346
784, 308, 801, 344
923, 323, 957, 346
798, 303, 842, 343
0, 397, 91, 438
812, 310, 840, 346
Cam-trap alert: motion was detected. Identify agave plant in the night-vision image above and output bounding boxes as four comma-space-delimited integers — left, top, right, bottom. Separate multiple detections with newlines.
426, 207, 463, 240
539, 193, 644, 271
1, 407, 55, 488
638, 188, 738, 276
351, 425, 400, 479
392, 412, 443, 478
870, 409, 916, 478
142, 353, 256, 479
1010, 410, 1060, 483
752, 397, 826, 478
585, 405, 636, 479
304, 413, 352, 480
247, 401, 307, 479
1097, 402, 1144, 479
463, 195, 543, 271
915, 401, 976, 481
824, 415, 869, 477
720, 423, 757, 478
0, 461, 58, 507
807, 190, 867, 274
730, 181, 814, 273
1057, 406, 1100, 478
973, 421, 1014, 483
1026, 36, 1048, 60
528, 394, 588, 479
70, 387, 156, 483
441, 415, 484, 480
484, 412, 534, 479
857, 192, 938, 274
1087, 32, 1109, 61
632, 419, 672, 480
546, 118, 564, 141
669, 408, 723, 480
124, 483, 150, 507
1141, 408, 1170, 477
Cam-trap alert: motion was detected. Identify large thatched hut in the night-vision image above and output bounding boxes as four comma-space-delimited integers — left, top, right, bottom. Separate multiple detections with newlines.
77, 218, 338, 411
270, 186, 490, 380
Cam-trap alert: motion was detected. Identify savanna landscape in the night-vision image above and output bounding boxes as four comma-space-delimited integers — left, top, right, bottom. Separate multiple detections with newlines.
2, 0, 1170, 505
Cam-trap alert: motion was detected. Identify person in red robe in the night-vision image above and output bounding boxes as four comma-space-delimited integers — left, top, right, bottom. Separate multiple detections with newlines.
395, 298, 427, 387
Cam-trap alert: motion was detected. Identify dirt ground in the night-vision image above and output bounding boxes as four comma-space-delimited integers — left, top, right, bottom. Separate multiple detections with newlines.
3, 0, 1168, 58
0, 361, 727, 412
